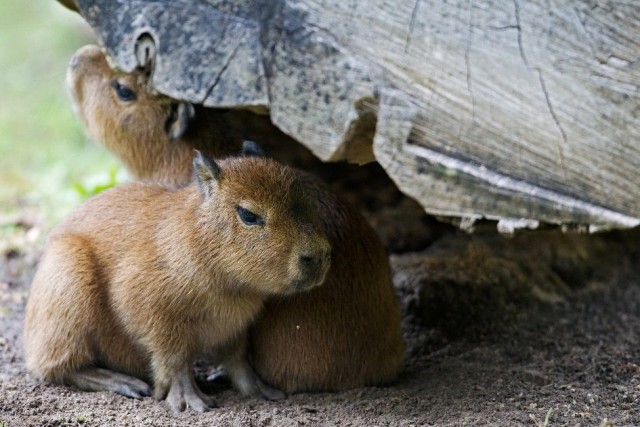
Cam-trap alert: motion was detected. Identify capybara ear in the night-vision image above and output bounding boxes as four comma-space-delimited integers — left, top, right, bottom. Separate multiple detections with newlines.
167, 102, 196, 140
241, 140, 267, 158
193, 150, 221, 197
135, 34, 156, 69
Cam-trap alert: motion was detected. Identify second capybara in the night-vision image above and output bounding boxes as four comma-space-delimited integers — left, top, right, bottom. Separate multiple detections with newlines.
65, 44, 406, 392
66, 44, 320, 184
23, 147, 331, 412
67, 44, 237, 184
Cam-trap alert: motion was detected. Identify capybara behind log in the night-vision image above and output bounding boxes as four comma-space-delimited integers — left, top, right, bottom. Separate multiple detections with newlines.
66, 44, 318, 183
23, 148, 331, 412
65, 44, 406, 392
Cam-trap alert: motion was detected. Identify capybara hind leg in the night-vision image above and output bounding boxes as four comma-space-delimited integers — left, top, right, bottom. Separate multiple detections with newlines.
24, 235, 100, 381
221, 336, 285, 401
205, 363, 283, 400
66, 368, 152, 399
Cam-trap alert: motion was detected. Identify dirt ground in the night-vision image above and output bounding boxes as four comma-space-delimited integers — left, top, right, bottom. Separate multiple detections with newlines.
1, 216, 640, 426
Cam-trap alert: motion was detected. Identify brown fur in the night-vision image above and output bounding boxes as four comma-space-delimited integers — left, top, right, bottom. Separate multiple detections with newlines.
66, 45, 319, 184
251, 172, 406, 391
23, 153, 331, 411
65, 44, 406, 392
67, 45, 234, 184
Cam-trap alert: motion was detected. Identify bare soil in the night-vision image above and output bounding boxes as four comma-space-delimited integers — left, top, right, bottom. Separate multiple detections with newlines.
1, 215, 640, 426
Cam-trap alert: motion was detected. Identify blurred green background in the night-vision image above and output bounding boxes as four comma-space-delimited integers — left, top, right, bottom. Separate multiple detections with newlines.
0, 2, 123, 239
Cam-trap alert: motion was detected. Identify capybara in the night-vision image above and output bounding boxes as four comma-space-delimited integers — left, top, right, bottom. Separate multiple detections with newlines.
66, 44, 318, 183
66, 44, 234, 184
23, 147, 331, 411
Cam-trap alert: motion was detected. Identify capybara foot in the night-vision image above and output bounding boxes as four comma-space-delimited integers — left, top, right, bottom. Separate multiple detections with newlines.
205, 366, 227, 384
227, 362, 285, 401
66, 368, 152, 399
207, 365, 284, 400
255, 377, 286, 401
162, 372, 216, 413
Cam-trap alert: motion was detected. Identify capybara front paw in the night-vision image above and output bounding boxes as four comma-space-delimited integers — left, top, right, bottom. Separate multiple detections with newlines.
166, 388, 216, 413
205, 366, 227, 383
163, 374, 216, 413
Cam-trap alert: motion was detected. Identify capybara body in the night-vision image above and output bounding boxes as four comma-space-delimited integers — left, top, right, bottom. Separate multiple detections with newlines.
65, 44, 406, 392
23, 152, 331, 411
251, 172, 405, 391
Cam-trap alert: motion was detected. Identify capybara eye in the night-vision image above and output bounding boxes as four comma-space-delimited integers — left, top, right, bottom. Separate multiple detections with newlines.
236, 206, 264, 226
110, 80, 137, 102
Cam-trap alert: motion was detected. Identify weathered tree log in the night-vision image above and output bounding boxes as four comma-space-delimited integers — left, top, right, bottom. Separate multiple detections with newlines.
70, 0, 640, 231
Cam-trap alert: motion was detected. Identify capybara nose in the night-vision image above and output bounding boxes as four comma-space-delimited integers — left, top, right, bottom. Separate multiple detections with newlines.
299, 250, 330, 269
293, 249, 331, 292
299, 254, 317, 267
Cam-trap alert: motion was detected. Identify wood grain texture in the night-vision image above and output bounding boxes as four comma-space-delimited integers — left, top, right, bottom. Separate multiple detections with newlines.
72, 0, 640, 230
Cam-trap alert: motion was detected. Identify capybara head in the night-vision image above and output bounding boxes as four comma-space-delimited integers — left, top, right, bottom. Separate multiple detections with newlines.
194, 147, 331, 295
66, 45, 194, 165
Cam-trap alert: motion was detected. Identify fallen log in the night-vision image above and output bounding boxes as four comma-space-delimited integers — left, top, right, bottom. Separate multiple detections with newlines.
66, 0, 640, 231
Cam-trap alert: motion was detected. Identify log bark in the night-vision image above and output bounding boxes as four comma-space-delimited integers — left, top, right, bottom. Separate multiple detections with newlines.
72, 0, 640, 231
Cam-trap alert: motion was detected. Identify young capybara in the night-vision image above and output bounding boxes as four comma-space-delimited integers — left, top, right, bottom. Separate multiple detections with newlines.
66, 44, 236, 184
65, 44, 406, 392
66, 44, 319, 184
23, 147, 331, 412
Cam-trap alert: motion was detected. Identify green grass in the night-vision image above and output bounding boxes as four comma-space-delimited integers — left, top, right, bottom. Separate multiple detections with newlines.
0, 2, 124, 230
543, 408, 553, 426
